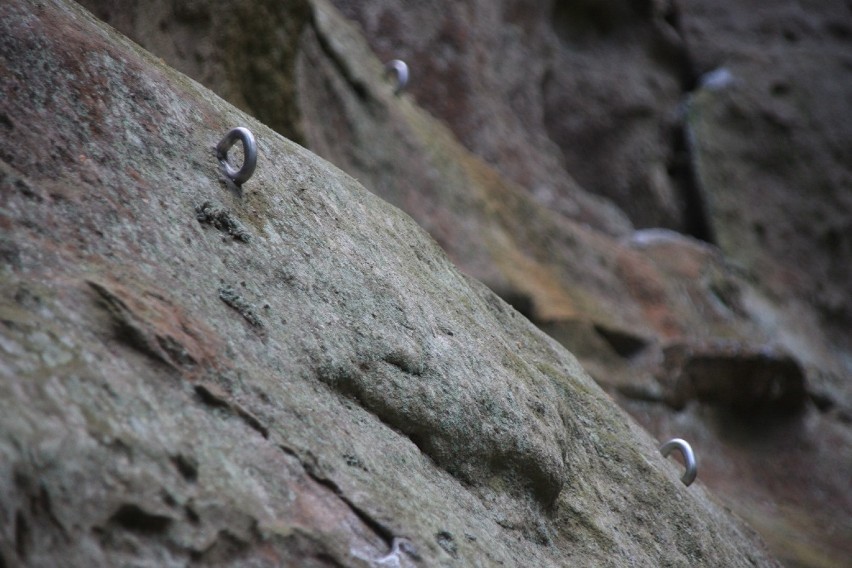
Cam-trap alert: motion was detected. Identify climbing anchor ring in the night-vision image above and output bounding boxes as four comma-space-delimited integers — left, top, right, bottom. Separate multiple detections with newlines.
216, 127, 257, 185
660, 438, 697, 486
385, 59, 409, 95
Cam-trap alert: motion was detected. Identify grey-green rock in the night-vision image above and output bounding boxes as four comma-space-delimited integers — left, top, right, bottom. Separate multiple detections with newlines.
0, 1, 781, 566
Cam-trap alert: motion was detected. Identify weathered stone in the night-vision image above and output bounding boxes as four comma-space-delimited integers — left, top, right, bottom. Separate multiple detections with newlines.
77, 0, 313, 144
659, 342, 807, 412
329, 0, 695, 232
619, 392, 852, 568
613, 231, 852, 567
676, 0, 852, 359
11, 0, 852, 566
0, 1, 783, 566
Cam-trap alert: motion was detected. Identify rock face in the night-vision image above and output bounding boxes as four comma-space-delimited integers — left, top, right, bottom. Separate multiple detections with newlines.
5, 0, 852, 566
297, 4, 852, 567
328, 0, 852, 345
0, 1, 785, 566
330, 0, 691, 232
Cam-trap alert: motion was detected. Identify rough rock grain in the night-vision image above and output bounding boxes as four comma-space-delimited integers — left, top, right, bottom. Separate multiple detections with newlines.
14, 0, 852, 566
0, 1, 783, 566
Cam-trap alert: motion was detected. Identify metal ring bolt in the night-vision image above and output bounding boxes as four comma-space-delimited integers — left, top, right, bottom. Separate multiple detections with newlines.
659, 438, 697, 486
385, 59, 409, 95
216, 127, 257, 185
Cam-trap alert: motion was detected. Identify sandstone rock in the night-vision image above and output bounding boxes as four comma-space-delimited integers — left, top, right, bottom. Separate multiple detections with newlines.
324, 0, 852, 423
682, 0, 852, 367
658, 342, 807, 412
619, 393, 852, 568
43, 0, 852, 566
0, 1, 783, 566
328, 0, 712, 234
75, 0, 313, 145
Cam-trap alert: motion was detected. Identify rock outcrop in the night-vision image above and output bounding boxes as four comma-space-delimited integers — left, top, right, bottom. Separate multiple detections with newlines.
6, 0, 852, 565
329, 0, 852, 351
292, 4, 852, 566
0, 1, 785, 566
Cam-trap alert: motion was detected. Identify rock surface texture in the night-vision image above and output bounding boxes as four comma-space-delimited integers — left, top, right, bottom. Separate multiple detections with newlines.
4, 0, 851, 566
0, 1, 786, 566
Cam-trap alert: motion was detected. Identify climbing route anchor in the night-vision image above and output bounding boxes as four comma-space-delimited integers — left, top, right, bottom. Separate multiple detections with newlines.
216, 127, 257, 185
660, 438, 697, 486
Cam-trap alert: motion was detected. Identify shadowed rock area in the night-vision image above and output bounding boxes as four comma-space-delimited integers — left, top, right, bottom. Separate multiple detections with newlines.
4, 0, 852, 566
